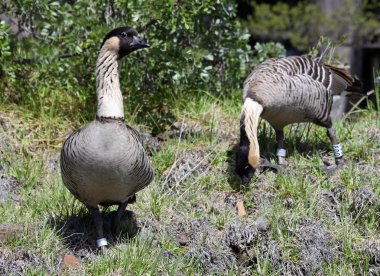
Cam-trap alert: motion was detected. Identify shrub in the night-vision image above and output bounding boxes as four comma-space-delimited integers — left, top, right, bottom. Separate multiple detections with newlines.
0, 1, 287, 133
242, 0, 380, 52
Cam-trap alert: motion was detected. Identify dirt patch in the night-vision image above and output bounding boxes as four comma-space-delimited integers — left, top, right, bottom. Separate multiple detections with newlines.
0, 224, 24, 243
161, 150, 213, 189
291, 219, 337, 274
0, 175, 21, 204
354, 239, 380, 275
157, 120, 202, 141
166, 214, 238, 273
139, 132, 163, 154
223, 217, 338, 275
317, 185, 346, 224
45, 152, 60, 172
224, 217, 270, 253
357, 240, 380, 267
0, 133, 22, 204
349, 186, 379, 220
187, 245, 237, 273
0, 248, 43, 275
317, 183, 380, 225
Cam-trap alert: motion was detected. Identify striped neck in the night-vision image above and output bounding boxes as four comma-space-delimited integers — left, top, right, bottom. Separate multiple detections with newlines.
95, 49, 124, 119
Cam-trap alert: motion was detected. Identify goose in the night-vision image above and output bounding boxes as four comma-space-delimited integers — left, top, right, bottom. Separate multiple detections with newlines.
60, 27, 154, 247
236, 56, 361, 186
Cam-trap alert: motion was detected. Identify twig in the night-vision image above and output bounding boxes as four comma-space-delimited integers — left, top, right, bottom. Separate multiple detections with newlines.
343, 90, 374, 119
318, 40, 331, 63
162, 116, 186, 186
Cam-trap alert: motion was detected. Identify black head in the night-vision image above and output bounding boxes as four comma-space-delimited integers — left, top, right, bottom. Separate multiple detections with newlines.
236, 145, 255, 187
235, 117, 255, 187
100, 26, 150, 59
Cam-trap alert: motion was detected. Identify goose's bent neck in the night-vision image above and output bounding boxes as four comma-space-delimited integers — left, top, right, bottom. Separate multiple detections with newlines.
95, 49, 124, 119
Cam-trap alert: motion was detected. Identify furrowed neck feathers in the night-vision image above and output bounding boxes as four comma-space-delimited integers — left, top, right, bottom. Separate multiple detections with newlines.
96, 38, 124, 120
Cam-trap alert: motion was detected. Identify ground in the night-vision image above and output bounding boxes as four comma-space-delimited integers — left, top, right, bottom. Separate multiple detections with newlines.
0, 98, 379, 275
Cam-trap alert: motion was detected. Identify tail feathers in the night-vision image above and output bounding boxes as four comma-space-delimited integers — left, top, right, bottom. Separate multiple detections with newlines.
345, 77, 362, 93
325, 64, 363, 94
242, 98, 263, 168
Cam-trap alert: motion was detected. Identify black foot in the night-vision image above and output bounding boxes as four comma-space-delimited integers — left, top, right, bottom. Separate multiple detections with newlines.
111, 212, 124, 234
256, 158, 282, 174
111, 201, 128, 234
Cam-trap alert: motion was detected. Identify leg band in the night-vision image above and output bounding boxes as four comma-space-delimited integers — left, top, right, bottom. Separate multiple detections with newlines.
332, 144, 343, 159
96, 238, 108, 247
276, 148, 286, 157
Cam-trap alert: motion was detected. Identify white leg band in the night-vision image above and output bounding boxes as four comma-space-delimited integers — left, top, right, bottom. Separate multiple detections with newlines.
332, 144, 343, 158
96, 238, 108, 247
276, 148, 286, 158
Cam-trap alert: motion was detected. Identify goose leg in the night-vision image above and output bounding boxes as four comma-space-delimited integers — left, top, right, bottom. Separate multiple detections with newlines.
111, 200, 129, 234
89, 207, 108, 248
327, 127, 344, 166
275, 129, 287, 165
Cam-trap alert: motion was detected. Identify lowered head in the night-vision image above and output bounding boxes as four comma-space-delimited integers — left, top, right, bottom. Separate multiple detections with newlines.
100, 26, 150, 59
236, 145, 255, 187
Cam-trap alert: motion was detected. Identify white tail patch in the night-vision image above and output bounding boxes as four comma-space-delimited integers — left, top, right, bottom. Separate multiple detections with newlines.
242, 98, 263, 168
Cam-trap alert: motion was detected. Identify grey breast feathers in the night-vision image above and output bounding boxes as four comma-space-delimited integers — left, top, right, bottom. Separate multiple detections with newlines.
60, 120, 154, 206
242, 56, 361, 127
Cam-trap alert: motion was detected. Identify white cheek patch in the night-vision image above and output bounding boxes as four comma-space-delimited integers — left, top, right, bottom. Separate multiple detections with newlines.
332, 144, 343, 158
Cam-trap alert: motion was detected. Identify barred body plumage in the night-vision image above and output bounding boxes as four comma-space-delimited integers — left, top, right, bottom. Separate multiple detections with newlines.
236, 56, 361, 186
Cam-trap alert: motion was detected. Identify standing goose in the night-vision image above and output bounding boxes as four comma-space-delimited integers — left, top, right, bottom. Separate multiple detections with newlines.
60, 27, 154, 247
236, 56, 361, 186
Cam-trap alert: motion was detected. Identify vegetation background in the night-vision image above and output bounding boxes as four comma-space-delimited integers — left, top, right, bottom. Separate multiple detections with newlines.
0, 0, 379, 274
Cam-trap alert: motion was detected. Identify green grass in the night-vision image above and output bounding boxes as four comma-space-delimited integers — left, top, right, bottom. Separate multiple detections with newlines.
0, 93, 379, 275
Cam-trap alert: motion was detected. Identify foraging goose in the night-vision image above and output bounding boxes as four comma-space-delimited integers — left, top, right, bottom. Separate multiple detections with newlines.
60, 27, 154, 247
236, 56, 361, 186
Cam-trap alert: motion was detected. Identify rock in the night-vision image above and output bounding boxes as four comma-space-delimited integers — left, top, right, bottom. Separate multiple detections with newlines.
62, 254, 81, 269
224, 217, 269, 253
0, 224, 23, 243
176, 233, 190, 246
187, 245, 236, 273
349, 186, 378, 219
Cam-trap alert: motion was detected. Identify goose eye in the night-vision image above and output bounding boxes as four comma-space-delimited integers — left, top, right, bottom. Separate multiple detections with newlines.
120, 32, 127, 38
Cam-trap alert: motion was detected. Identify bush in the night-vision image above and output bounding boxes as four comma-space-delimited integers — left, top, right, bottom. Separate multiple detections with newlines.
1, 1, 287, 133
243, 0, 380, 52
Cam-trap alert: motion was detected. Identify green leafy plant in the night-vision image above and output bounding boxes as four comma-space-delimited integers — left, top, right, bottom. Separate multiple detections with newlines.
242, 0, 380, 52
0, 0, 257, 133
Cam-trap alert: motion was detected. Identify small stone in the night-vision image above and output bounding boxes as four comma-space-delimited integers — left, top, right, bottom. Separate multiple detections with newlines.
177, 234, 191, 246
254, 217, 269, 231
0, 224, 23, 242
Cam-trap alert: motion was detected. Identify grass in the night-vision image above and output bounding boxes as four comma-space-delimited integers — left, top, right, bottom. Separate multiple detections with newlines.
0, 91, 379, 275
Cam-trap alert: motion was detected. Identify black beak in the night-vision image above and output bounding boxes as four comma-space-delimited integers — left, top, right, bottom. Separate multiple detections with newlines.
131, 36, 150, 49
